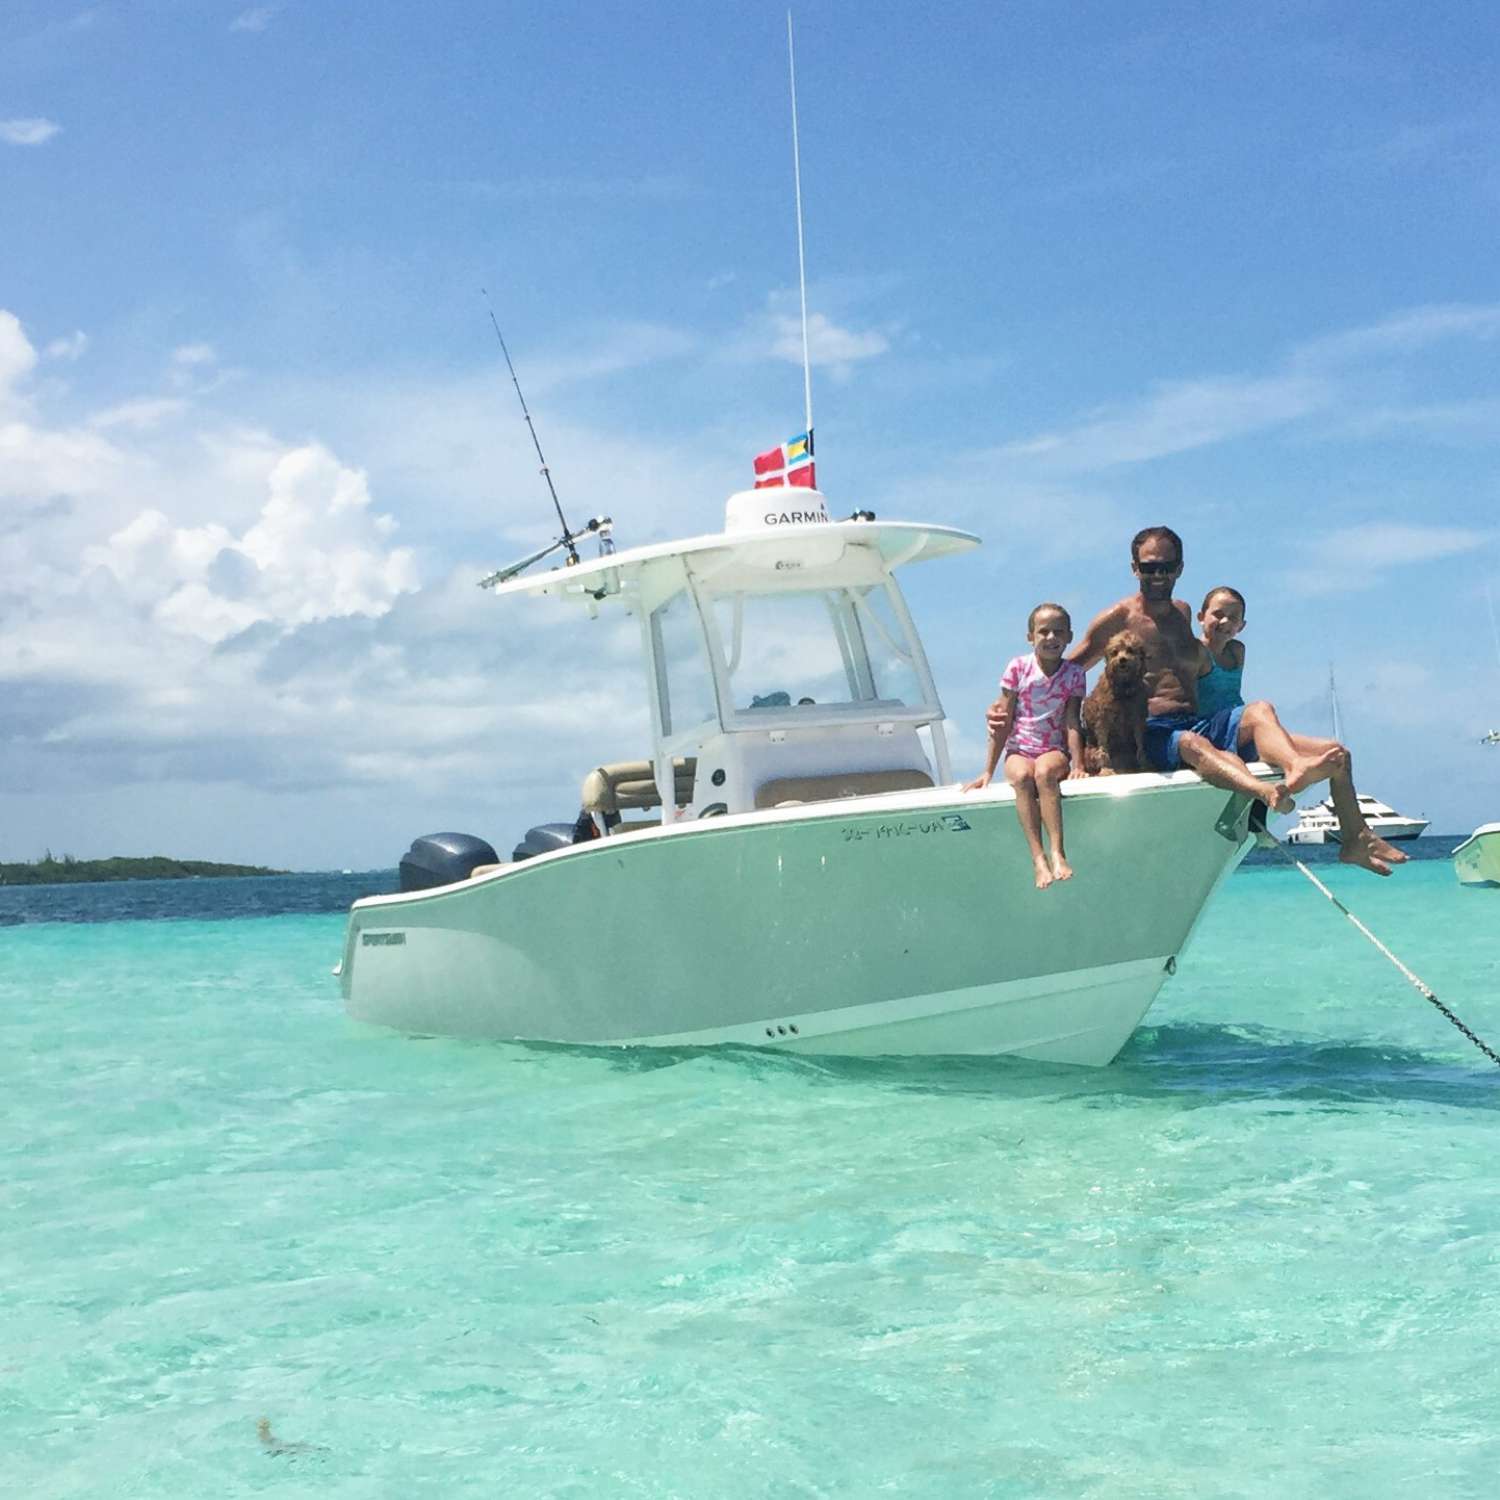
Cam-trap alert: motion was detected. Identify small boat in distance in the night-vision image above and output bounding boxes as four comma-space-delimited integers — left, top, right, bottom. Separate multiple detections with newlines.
336, 488, 1277, 1065
1456, 585, 1499, 883
1454, 824, 1500, 888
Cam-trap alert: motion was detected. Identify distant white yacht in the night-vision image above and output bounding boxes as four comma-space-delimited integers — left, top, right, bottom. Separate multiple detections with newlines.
1287, 793, 1429, 845
1284, 666, 1427, 844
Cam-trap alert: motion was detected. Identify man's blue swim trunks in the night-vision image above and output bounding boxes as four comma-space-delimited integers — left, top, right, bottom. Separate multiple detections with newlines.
1144, 704, 1248, 772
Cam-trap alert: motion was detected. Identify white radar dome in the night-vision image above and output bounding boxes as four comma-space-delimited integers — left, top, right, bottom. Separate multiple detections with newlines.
723, 488, 831, 534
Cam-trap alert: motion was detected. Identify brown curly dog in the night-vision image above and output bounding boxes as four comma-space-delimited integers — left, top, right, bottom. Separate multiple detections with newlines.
1082, 630, 1150, 774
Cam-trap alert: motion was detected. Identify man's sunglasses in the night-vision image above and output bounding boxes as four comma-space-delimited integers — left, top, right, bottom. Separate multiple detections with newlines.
1136, 560, 1180, 576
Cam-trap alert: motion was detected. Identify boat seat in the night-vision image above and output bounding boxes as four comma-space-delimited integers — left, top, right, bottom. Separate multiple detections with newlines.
580, 758, 696, 814
754, 769, 934, 810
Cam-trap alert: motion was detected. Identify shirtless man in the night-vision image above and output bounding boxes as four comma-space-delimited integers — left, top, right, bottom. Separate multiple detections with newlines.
987, 526, 1407, 876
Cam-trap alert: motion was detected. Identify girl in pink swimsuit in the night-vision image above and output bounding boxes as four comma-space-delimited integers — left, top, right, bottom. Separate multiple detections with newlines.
964, 603, 1087, 889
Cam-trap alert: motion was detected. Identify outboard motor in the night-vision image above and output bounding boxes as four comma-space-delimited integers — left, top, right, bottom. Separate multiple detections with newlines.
399, 832, 500, 893
511, 823, 576, 863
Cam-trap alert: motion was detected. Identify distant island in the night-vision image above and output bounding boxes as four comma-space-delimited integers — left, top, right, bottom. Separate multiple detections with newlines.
0, 854, 287, 885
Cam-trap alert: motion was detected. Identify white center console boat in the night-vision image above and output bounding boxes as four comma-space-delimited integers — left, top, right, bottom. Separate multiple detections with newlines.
1454, 824, 1500, 888
337, 490, 1270, 1065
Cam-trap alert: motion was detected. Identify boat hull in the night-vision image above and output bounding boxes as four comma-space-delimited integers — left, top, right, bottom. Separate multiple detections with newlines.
339, 775, 1256, 1066
1454, 825, 1500, 888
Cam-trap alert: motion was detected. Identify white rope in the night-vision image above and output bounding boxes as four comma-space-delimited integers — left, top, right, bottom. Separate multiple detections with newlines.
1259, 832, 1500, 1066
1285, 857, 1436, 1000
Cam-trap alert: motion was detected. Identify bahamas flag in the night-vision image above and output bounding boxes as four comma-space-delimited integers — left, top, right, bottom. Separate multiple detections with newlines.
783, 430, 812, 464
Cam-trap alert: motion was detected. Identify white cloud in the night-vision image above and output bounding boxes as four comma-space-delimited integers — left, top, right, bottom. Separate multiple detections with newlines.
0, 117, 61, 146
1312, 521, 1491, 568
0, 313, 128, 496
1335, 396, 1500, 441
728, 279, 901, 379
1281, 522, 1493, 595
230, 6, 276, 32
91, 397, 190, 432
83, 443, 419, 643
995, 300, 1500, 475
44, 331, 88, 361
172, 342, 217, 368
527, 321, 698, 391
0, 307, 678, 859
771, 310, 890, 371
0, 310, 40, 399
998, 373, 1331, 471
0, 421, 128, 501
1292, 303, 1500, 370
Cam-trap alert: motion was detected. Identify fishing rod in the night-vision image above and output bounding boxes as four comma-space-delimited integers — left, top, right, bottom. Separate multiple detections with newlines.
478, 289, 605, 588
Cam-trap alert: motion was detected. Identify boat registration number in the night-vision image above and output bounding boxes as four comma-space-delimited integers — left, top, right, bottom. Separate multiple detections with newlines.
842, 814, 971, 843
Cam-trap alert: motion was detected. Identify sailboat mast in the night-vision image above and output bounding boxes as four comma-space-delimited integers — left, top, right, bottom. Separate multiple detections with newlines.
1329, 663, 1343, 743
1484, 578, 1500, 744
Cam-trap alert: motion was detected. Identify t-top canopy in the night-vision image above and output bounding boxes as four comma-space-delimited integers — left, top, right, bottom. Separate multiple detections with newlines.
485, 491, 980, 606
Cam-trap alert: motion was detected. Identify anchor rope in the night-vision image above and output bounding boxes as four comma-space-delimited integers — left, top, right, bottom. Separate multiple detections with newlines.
1258, 832, 1500, 1068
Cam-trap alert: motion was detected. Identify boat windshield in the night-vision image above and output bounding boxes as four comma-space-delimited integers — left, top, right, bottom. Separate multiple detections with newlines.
652, 588, 720, 736
709, 584, 926, 715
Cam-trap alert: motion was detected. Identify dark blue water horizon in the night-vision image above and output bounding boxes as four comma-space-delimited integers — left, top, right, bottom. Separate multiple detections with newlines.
0, 834, 1473, 926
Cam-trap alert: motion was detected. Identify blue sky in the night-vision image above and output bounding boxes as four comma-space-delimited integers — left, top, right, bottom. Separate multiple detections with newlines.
2, 0, 1497, 867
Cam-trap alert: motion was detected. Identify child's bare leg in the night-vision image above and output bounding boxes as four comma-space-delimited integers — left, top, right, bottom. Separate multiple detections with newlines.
1176, 732, 1295, 814
1237, 701, 1342, 795
1034, 750, 1073, 881
1004, 754, 1052, 889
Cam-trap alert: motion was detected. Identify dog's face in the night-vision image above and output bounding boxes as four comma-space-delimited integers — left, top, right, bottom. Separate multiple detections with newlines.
1103, 631, 1147, 691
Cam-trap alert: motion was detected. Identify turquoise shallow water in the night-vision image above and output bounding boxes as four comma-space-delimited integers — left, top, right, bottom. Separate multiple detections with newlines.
4, 852, 1499, 1497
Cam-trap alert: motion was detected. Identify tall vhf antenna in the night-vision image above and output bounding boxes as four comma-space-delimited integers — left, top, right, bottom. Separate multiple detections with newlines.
481, 288, 579, 566
787, 12, 813, 440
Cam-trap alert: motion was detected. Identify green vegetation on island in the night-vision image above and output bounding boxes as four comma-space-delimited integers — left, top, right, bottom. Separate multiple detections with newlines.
0, 854, 288, 885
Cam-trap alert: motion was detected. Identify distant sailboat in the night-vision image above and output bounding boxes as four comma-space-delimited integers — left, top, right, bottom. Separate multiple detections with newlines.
1455, 581, 1500, 886
1286, 665, 1428, 844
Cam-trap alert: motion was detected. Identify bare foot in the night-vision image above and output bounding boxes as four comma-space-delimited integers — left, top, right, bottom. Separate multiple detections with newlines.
1260, 783, 1295, 816
1032, 854, 1054, 890
1338, 829, 1394, 876
1364, 831, 1409, 866
1050, 852, 1074, 882
1281, 746, 1343, 796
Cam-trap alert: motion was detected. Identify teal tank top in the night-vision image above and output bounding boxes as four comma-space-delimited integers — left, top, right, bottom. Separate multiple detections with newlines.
1197, 658, 1244, 719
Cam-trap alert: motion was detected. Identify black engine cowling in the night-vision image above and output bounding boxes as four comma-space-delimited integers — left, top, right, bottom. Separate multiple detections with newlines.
511, 822, 576, 863
398, 832, 500, 892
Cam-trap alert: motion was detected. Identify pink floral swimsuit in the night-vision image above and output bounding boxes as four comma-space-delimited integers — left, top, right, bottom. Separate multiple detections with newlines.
998, 653, 1086, 760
